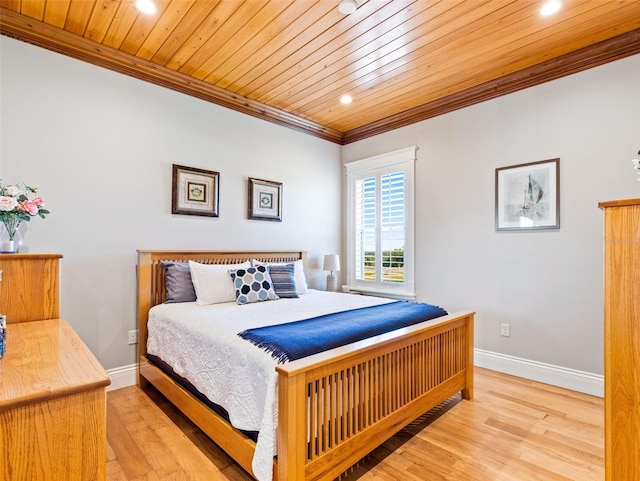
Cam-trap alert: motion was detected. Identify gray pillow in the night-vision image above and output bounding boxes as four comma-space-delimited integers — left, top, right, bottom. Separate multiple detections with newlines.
162, 261, 197, 303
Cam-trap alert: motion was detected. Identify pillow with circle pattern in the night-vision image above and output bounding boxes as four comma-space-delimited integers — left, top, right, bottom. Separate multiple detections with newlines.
229, 265, 279, 305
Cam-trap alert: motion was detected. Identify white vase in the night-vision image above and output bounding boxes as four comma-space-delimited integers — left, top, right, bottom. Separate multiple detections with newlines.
0, 239, 16, 253
0, 222, 22, 253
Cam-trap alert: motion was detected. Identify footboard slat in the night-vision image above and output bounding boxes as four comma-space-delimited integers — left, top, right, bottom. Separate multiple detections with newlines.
277, 312, 474, 481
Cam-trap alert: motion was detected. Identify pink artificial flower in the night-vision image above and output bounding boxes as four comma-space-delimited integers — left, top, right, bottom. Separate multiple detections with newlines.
32, 196, 45, 206
18, 200, 39, 216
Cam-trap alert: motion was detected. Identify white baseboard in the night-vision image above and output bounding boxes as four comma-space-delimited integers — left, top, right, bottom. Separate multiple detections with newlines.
106, 363, 137, 392
105, 351, 604, 398
474, 348, 603, 398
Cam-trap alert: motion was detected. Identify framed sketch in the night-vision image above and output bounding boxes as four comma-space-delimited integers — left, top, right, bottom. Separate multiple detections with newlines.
495, 158, 560, 231
172, 164, 220, 217
248, 177, 282, 221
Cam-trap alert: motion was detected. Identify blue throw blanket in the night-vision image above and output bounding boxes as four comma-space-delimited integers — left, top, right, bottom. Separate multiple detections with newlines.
238, 301, 448, 362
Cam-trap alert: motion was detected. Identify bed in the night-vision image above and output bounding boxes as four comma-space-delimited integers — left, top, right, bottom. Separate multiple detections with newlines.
137, 250, 475, 481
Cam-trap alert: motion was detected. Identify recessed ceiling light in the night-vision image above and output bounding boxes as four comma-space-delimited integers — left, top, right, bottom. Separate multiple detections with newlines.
338, 0, 358, 15
540, 0, 561, 16
136, 0, 157, 14
340, 94, 353, 105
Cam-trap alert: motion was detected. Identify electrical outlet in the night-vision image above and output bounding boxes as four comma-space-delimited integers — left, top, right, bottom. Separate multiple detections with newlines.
128, 330, 138, 345
500, 323, 510, 337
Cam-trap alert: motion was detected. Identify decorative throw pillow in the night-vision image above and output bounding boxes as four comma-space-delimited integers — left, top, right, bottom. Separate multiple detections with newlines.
229, 265, 279, 305
252, 259, 308, 295
267, 263, 298, 298
188, 260, 251, 305
161, 261, 196, 303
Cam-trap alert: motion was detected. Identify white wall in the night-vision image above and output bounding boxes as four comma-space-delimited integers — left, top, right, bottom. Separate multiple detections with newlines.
342, 54, 640, 379
0, 36, 342, 370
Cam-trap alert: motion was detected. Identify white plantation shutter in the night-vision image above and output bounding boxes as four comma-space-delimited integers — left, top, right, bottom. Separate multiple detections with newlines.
354, 175, 376, 282
381, 171, 405, 283
346, 147, 416, 298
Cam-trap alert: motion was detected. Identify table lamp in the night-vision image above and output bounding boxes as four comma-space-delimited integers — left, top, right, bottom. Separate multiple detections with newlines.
323, 254, 340, 292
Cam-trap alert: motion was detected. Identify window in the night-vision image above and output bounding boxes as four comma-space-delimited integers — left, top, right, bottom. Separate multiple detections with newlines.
345, 147, 416, 298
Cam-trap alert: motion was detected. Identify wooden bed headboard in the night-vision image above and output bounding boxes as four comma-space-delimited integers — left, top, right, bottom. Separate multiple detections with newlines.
136, 250, 306, 361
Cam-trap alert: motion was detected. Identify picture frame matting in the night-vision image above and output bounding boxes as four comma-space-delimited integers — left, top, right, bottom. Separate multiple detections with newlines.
248, 177, 282, 222
172, 164, 220, 217
495, 158, 560, 231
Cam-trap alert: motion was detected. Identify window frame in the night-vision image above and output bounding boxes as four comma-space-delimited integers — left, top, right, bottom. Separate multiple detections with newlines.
345, 146, 416, 299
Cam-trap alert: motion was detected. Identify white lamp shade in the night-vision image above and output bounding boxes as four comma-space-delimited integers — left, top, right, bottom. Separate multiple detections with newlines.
323, 254, 341, 272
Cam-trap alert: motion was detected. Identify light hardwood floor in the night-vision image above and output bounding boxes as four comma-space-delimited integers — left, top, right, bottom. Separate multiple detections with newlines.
106, 368, 604, 481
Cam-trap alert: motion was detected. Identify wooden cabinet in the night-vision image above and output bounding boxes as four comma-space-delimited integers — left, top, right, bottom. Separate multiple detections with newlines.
0, 253, 61, 323
0, 319, 111, 481
599, 198, 640, 481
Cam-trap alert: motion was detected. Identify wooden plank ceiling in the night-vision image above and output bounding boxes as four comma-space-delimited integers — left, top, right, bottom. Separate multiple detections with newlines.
1, 0, 640, 144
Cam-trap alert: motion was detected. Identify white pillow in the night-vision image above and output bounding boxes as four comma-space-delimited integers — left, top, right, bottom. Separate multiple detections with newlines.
252, 258, 308, 295
188, 260, 251, 305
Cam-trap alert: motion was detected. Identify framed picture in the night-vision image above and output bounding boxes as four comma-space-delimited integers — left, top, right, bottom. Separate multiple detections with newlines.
248, 177, 282, 222
172, 164, 220, 217
495, 158, 560, 231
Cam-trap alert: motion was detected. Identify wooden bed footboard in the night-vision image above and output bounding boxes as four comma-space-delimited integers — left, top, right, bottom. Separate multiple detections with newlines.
136, 250, 474, 481
277, 311, 474, 481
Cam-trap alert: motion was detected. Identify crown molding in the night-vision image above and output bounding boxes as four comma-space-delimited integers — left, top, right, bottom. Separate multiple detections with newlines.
342, 28, 640, 144
0, 7, 344, 144
2, 7, 638, 146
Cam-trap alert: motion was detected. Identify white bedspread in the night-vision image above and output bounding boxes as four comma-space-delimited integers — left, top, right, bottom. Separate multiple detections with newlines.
147, 289, 393, 481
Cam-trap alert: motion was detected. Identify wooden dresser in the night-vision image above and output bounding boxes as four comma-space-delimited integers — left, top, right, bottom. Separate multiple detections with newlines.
0, 253, 61, 322
0, 254, 111, 481
599, 198, 640, 481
